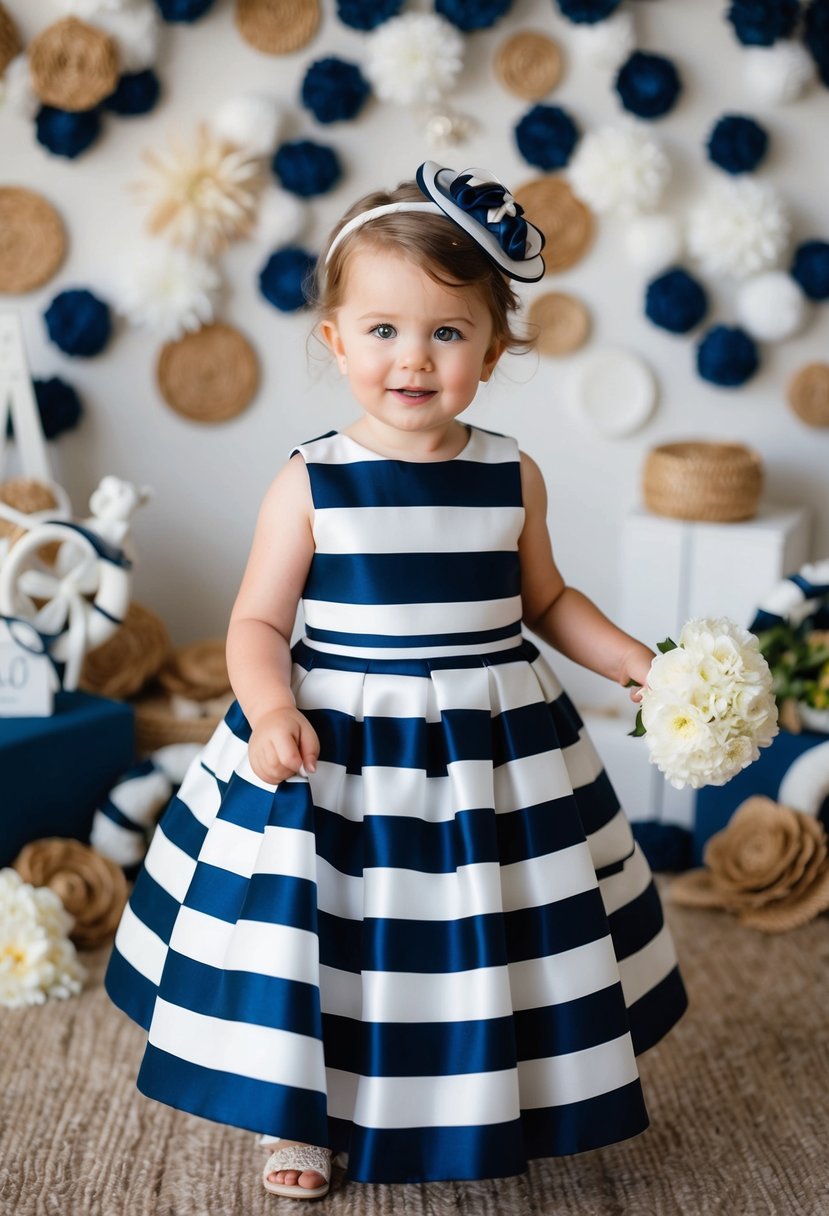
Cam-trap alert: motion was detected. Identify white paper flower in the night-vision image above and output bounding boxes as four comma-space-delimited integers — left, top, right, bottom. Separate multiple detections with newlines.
209, 94, 286, 159
0, 54, 39, 120
743, 41, 816, 106
638, 618, 778, 790
570, 11, 635, 73
113, 244, 221, 340
624, 213, 684, 274
255, 188, 308, 247
736, 271, 808, 342
365, 13, 464, 106
87, 2, 160, 73
687, 178, 790, 281
0, 868, 85, 1009
568, 125, 671, 217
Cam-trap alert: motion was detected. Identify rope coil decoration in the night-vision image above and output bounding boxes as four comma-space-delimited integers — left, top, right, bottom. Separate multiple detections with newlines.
642, 440, 764, 522
28, 17, 119, 112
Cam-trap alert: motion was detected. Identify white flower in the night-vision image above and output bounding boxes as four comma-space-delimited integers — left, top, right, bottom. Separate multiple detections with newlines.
0, 869, 85, 1009
687, 178, 791, 281
255, 189, 308, 247
112, 244, 221, 340
743, 42, 816, 106
209, 94, 286, 159
365, 13, 464, 107
0, 54, 39, 120
87, 2, 160, 74
570, 11, 636, 73
568, 125, 671, 217
736, 271, 808, 342
624, 213, 684, 274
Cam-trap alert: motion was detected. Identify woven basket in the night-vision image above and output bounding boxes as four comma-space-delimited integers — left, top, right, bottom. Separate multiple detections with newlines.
642, 441, 763, 523
133, 692, 222, 753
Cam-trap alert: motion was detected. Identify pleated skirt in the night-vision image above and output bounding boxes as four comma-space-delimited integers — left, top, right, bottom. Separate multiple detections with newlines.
104, 636, 688, 1184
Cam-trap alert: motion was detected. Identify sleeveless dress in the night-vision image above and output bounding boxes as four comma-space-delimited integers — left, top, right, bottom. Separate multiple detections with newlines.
105, 425, 688, 1185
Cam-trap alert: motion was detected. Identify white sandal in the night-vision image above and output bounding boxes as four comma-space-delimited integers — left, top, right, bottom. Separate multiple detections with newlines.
262, 1143, 332, 1200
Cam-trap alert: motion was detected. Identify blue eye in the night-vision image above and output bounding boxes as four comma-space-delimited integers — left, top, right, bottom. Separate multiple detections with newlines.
434, 326, 463, 342
370, 323, 396, 339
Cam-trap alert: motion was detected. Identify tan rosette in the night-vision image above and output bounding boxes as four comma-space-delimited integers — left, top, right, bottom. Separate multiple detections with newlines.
133, 690, 231, 752
158, 639, 231, 701
0, 187, 66, 295
514, 177, 594, 273
28, 17, 119, 112
13, 838, 128, 950
0, 2, 22, 76
80, 601, 171, 699
157, 323, 259, 423
0, 478, 59, 554
528, 291, 590, 356
671, 796, 829, 933
788, 363, 829, 429
642, 440, 763, 523
235, 0, 320, 55
495, 31, 563, 101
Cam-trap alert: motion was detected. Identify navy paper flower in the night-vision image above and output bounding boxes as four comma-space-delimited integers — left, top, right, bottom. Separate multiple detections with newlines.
791, 240, 829, 300
697, 325, 759, 387
631, 822, 693, 873
259, 248, 317, 313
616, 51, 682, 120
34, 378, 84, 439
301, 58, 370, 124
726, 0, 800, 47
104, 70, 161, 116
556, 0, 622, 22
804, 0, 829, 86
707, 114, 769, 174
273, 140, 342, 198
153, 0, 216, 21
645, 268, 708, 334
515, 104, 579, 171
36, 106, 102, 159
336, 0, 403, 29
44, 289, 112, 357
449, 174, 529, 260
435, 0, 514, 31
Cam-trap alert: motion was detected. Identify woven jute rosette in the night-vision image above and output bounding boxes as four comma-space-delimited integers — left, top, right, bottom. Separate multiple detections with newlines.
495, 31, 563, 101
788, 362, 829, 428
235, 0, 320, 55
158, 639, 230, 701
0, 187, 66, 295
515, 177, 594, 273
157, 322, 259, 423
28, 17, 119, 112
0, 2, 22, 75
642, 440, 763, 522
13, 838, 128, 950
80, 601, 171, 699
528, 291, 590, 356
0, 478, 59, 554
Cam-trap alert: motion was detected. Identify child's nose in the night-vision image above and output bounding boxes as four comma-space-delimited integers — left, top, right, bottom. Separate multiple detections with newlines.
399, 342, 433, 372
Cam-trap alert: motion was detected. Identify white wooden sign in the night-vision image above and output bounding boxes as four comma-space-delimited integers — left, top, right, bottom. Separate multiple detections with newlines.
0, 621, 54, 716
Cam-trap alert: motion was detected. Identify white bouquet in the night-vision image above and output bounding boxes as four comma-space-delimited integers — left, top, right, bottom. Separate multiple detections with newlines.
0, 868, 85, 1008
632, 618, 778, 790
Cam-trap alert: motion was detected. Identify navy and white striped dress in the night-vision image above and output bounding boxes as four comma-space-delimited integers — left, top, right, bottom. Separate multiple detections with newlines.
105, 425, 688, 1185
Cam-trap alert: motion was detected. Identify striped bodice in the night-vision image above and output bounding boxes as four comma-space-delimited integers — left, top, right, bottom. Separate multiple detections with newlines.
292, 425, 525, 659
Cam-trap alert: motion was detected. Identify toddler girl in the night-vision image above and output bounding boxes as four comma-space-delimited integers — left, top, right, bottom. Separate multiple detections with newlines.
106, 162, 688, 1199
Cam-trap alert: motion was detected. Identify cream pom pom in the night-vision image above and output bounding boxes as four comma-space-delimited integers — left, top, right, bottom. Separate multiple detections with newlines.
687, 179, 790, 281
624, 213, 684, 274
736, 271, 808, 342
112, 245, 221, 341
568, 124, 670, 217
210, 94, 286, 159
570, 11, 635, 73
255, 189, 308, 247
743, 42, 816, 106
0, 54, 38, 119
365, 13, 464, 106
89, 2, 160, 74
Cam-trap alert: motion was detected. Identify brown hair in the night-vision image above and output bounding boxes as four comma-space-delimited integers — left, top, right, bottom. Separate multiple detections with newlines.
311, 181, 535, 355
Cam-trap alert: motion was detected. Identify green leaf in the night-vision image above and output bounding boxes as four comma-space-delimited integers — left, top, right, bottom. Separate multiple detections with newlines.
657, 638, 677, 654
628, 708, 646, 738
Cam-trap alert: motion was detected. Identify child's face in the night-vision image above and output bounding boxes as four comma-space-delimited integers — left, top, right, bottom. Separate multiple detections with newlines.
320, 248, 504, 437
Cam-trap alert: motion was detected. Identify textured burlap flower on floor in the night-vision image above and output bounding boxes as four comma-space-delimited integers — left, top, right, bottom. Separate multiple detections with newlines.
671, 796, 829, 932
12, 839, 128, 950
79, 601, 171, 699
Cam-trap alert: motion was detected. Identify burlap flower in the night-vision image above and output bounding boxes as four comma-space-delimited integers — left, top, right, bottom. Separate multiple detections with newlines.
79, 601, 171, 699
157, 639, 230, 701
671, 796, 829, 932
0, 478, 60, 553
28, 17, 119, 112
0, 3, 22, 76
12, 838, 128, 950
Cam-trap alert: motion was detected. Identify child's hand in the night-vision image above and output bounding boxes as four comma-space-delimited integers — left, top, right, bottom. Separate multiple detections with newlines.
248, 707, 320, 785
617, 643, 656, 703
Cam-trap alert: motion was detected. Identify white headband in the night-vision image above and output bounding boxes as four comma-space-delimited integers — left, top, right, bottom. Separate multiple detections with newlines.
324, 201, 443, 265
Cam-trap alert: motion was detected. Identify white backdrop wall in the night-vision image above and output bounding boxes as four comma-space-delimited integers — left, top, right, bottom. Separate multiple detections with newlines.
3, 0, 829, 709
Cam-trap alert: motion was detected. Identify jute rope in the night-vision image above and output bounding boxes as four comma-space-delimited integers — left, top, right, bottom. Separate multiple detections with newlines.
788, 362, 829, 428
0, 187, 66, 295
234, 0, 320, 55
515, 177, 594, 273
0, 1, 21, 76
528, 291, 590, 356
13, 838, 128, 950
79, 601, 171, 699
28, 17, 119, 112
158, 639, 230, 701
0, 479, 59, 552
133, 691, 231, 753
156, 323, 259, 423
495, 31, 563, 101
642, 440, 763, 522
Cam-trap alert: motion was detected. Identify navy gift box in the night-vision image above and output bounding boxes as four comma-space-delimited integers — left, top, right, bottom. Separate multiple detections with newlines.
694, 728, 829, 865
0, 691, 135, 867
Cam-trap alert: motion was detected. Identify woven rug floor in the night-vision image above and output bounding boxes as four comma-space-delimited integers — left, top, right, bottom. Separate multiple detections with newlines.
2, 878, 827, 1216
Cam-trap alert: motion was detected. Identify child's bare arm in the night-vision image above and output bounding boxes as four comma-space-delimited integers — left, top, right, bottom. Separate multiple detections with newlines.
517, 452, 654, 697
225, 454, 319, 781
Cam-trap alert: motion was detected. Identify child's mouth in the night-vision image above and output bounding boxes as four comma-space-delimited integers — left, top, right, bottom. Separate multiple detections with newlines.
389, 388, 436, 402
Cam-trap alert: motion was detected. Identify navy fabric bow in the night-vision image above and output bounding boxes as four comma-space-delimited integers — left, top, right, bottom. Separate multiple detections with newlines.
448, 174, 528, 261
